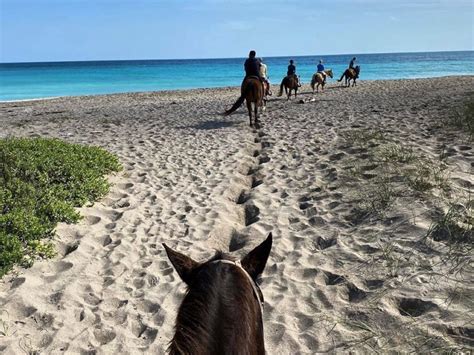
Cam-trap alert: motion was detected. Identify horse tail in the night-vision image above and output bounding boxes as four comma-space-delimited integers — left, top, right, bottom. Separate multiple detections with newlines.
278, 78, 284, 97
225, 83, 254, 115
337, 71, 345, 82
224, 95, 246, 116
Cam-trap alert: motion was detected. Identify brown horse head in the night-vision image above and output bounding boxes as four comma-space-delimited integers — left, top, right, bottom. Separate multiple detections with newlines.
163, 233, 273, 354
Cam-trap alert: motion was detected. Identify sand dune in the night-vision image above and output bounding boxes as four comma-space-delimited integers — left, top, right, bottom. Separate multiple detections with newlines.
0, 76, 473, 353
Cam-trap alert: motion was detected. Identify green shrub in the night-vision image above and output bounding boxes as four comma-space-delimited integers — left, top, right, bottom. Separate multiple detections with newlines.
450, 94, 474, 139
0, 137, 121, 276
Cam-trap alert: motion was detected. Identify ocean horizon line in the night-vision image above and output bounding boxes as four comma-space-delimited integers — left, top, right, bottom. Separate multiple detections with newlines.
1, 49, 472, 65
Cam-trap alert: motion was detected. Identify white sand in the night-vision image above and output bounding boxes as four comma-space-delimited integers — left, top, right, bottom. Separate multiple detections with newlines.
0, 76, 473, 353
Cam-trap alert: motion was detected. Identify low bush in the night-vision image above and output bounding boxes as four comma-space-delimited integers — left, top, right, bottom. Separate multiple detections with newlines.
0, 137, 121, 276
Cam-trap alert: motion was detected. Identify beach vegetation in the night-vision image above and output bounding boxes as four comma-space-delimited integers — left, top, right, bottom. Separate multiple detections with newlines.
0, 137, 121, 276
405, 159, 450, 193
450, 94, 474, 139
425, 202, 473, 245
340, 128, 384, 147
356, 175, 397, 218
376, 143, 415, 164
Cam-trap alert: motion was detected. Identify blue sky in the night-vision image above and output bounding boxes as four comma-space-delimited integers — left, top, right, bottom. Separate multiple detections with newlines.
1, 0, 473, 62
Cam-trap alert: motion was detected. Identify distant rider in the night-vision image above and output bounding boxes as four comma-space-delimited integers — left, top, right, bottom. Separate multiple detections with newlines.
349, 57, 356, 69
244, 50, 261, 78
259, 58, 271, 95
225, 51, 264, 115
287, 59, 296, 77
317, 59, 326, 83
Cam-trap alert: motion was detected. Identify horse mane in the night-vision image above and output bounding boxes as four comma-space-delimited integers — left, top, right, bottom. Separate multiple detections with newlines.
168, 251, 263, 355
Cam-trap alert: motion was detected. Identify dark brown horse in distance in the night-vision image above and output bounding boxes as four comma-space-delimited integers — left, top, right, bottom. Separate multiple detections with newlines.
311, 69, 333, 93
278, 75, 301, 100
163, 233, 273, 355
338, 65, 361, 87
225, 76, 265, 127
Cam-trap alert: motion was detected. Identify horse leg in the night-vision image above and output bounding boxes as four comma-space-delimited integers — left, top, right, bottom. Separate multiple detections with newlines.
294, 88, 297, 98
254, 101, 259, 125
247, 100, 253, 127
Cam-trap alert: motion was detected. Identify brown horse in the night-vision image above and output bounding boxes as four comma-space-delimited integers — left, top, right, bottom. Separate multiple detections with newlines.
310, 69, 333, 93
338, 66, 361, 87
278, 75, 301, 100
225, 76, 265, 127
163, 233, 273, 355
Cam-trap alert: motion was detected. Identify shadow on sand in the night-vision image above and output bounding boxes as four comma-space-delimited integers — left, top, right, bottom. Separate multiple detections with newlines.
182, 120, 239, 130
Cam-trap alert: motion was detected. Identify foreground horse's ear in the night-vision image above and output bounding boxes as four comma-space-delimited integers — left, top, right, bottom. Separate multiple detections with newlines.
241, 233, 273, 280
163, 244, 199, 285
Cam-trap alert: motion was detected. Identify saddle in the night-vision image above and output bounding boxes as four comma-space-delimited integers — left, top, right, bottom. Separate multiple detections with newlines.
245, 75, 261, 81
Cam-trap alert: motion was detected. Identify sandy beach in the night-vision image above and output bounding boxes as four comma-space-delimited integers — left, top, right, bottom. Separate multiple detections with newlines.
0, 76, 473, 353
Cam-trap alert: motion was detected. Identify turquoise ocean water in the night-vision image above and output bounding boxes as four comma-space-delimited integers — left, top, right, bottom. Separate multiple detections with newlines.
0, 51, 473, 101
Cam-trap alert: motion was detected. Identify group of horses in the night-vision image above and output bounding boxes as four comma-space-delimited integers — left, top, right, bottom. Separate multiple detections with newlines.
225, 65, 361, 127
162, 65, 361, 355
281, 65, 361, 98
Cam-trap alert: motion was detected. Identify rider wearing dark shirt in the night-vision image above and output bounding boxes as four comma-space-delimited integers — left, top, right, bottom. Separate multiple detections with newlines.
244, 50, 261, 78
287, 60, 296, 76
349, 57, 356, 69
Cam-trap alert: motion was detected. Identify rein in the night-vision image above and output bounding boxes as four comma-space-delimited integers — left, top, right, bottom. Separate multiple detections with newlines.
210, 259, 265, 314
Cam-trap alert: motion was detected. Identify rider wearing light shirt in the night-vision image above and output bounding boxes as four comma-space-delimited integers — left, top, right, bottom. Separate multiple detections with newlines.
259, 60, 268, 79
259, 58, 271, 96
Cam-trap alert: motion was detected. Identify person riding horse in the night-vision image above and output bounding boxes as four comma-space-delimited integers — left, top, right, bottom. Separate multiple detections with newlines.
279, 60, 300, 99
244, 50, 261, 81
317, 60, 327, 83
287, 59, 296, 77
349, 57, 357, 70
259, 58, 271, 96
225, 51, 266, 126
348, 57, 358, 77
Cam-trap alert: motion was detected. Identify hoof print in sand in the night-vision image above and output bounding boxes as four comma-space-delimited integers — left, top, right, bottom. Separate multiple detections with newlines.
93, 327, 116, 345
240, 204, 260, 226
58, 241, 80, 257
251, 176, 264, 188
236, 190, 251, 204
258, 156, 270, 164
229, 231, 248, 252
323, 271, 346, 285
346, 283, 367, 303
397, 297, 438, 317
10, 277, 26, 290
314, 236, 337, 250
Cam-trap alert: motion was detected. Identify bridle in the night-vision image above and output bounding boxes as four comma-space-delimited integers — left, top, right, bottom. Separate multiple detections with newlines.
210, 259, 265, 314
